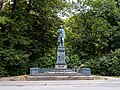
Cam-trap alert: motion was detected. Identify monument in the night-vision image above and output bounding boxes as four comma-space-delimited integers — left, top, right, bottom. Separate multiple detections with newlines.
55, 26, 67, 69
29, 26, 91, 80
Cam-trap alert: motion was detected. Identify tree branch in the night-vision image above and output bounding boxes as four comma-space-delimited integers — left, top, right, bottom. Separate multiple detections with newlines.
12, 0, 16, 12
26, 0, 32, 12
0, 0, 3, 9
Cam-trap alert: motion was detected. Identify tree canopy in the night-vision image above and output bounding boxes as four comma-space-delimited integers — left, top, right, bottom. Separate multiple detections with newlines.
0, 0, 120, 76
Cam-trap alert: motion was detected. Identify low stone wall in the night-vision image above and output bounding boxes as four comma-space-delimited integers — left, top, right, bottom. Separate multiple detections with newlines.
30, 68, 91, 76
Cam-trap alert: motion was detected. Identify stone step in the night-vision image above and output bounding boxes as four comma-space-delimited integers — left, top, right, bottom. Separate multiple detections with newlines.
27, 76, 94, 81
32, 71, 84, 76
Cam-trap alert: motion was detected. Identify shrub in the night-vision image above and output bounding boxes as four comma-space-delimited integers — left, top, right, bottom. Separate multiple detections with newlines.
66, 54, 81, 68
0, 48, 29, 76
0, 66, 7, 77
85, 49, 120, 76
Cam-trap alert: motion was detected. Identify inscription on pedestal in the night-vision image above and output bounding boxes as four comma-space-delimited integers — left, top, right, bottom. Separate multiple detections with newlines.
55, 46, 67, 69
55, 64, 67, 69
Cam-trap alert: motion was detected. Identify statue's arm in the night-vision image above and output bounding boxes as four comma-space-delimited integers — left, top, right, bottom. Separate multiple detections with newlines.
58, 29, 62, 33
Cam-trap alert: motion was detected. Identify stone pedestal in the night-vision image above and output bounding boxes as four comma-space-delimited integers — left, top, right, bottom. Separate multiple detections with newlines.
55, 46, 67, 69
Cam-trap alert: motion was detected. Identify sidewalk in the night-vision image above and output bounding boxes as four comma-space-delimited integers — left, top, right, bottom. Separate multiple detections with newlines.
0, 76, 120, 86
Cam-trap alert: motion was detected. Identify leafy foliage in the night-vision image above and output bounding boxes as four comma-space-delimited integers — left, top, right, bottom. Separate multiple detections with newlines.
0, 0, 67, 76
0, 48, 29, 75
0, 0, 120, 76
64, 0, 120, 76
64, 0, 120, 58
85, 49, 120, 76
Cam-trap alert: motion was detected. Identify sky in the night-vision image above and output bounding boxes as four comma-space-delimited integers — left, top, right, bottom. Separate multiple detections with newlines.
58, 0, 78, 19
66, 0, 78, 3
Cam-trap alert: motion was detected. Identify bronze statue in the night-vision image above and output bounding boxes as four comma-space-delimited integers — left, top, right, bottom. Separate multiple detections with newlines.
58, 26, 65, 46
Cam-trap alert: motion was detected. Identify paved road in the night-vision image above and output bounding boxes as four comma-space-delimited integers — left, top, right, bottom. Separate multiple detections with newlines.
0, 77, 120, 90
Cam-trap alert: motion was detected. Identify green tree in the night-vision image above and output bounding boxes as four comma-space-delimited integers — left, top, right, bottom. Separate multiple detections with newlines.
64, 0, 120, 59
0, 0, 68, 76
64, 0, 120, 75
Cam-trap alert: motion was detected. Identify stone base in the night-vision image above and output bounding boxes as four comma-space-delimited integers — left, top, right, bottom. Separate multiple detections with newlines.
55, 64, 67, 69
30, 68, 91, 76
27, 76, 94, 81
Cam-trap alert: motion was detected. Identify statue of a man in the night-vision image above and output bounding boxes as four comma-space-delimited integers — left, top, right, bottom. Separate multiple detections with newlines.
58, 26, 65, 46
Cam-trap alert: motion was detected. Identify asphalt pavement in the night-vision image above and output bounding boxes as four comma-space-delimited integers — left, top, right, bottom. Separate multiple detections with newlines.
0, 77, 120, 90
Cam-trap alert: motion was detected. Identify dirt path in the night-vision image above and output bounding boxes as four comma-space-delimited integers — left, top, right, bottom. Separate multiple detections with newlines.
0, 77, 14, 81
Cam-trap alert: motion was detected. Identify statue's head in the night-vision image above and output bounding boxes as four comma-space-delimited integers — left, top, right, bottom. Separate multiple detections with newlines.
60, 25, 63, 28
